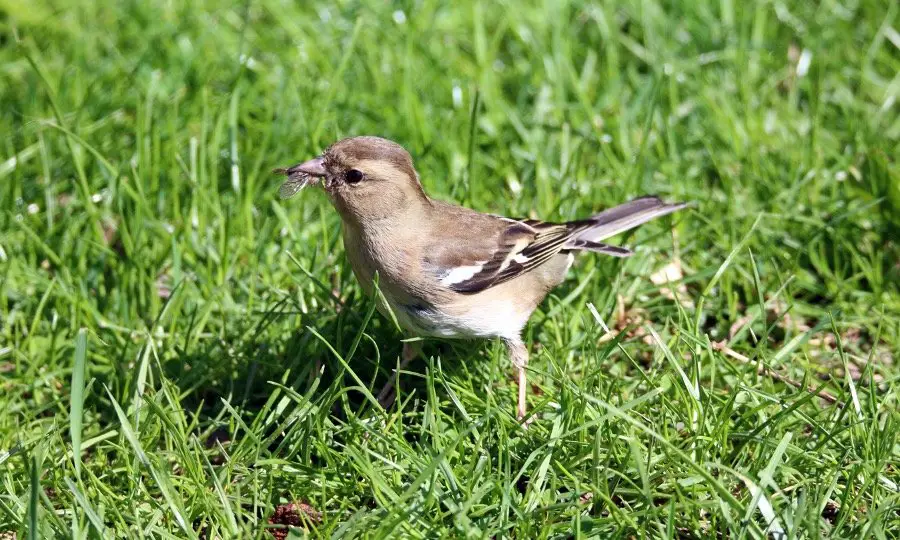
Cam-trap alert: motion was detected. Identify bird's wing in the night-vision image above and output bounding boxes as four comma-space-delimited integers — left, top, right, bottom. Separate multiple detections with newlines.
424, 196, 685, 294
424, 211, 575, 294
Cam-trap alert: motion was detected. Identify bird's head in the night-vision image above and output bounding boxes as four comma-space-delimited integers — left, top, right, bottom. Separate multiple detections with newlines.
278, 136, 428, 225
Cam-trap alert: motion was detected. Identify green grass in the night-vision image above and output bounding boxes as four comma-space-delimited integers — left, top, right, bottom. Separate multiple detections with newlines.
2, 0, 899, 537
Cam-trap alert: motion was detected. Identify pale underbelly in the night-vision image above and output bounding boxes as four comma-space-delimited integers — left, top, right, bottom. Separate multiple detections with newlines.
389, 299, 531, 340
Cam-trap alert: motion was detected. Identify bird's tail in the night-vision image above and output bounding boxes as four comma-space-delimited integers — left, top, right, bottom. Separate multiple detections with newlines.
563, 196, 688, 256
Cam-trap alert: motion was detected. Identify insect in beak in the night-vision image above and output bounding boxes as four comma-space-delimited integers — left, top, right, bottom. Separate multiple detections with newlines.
273, 157, 326, 199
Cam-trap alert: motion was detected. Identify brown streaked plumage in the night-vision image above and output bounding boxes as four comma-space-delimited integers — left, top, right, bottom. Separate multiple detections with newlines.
277, 135, 688, 421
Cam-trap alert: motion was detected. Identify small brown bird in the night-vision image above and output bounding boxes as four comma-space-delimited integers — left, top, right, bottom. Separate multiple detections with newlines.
277, 136, 687, 421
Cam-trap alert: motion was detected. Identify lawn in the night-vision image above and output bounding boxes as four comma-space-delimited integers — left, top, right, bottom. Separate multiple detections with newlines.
1, 0, 899, 537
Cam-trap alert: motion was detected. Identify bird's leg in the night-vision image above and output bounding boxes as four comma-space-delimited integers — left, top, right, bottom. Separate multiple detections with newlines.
376, 341, 420, 408
504, 338, 529, 421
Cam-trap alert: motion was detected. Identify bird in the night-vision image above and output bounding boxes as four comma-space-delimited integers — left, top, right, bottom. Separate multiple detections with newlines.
276, 136, 687, 421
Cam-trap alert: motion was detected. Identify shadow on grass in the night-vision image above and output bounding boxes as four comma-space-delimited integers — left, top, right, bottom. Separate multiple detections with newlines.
154, 291, 491, 434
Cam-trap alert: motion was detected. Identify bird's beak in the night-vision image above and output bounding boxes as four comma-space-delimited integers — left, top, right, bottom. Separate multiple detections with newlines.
284, 156, 326, 177
273, 156, 329, 198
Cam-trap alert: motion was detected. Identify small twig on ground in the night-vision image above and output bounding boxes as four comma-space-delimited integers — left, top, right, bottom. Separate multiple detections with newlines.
713, 341, 840, 404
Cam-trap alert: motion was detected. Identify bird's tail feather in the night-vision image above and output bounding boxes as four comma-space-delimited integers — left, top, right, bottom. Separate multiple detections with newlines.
564, 239, 633, 257
572, 196, 688, 244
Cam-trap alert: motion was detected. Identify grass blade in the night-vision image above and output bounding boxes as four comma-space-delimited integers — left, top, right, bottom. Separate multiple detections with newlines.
28, 452, 41, 540
64, 478, 107, 536
70, 329, 88, 476
104, 386, 196, 539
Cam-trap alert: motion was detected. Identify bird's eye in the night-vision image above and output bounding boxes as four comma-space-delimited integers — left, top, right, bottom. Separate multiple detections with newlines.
345, 169, 363, 184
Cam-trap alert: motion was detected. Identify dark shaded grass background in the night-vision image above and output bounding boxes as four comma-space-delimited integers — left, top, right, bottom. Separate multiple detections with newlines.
1, 0, 899, 537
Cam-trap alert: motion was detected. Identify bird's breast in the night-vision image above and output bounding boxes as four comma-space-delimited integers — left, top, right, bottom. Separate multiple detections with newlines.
342, 225, 420, 294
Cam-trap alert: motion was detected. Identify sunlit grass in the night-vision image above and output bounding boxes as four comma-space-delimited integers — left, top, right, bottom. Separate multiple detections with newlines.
1, 0, 898, 537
